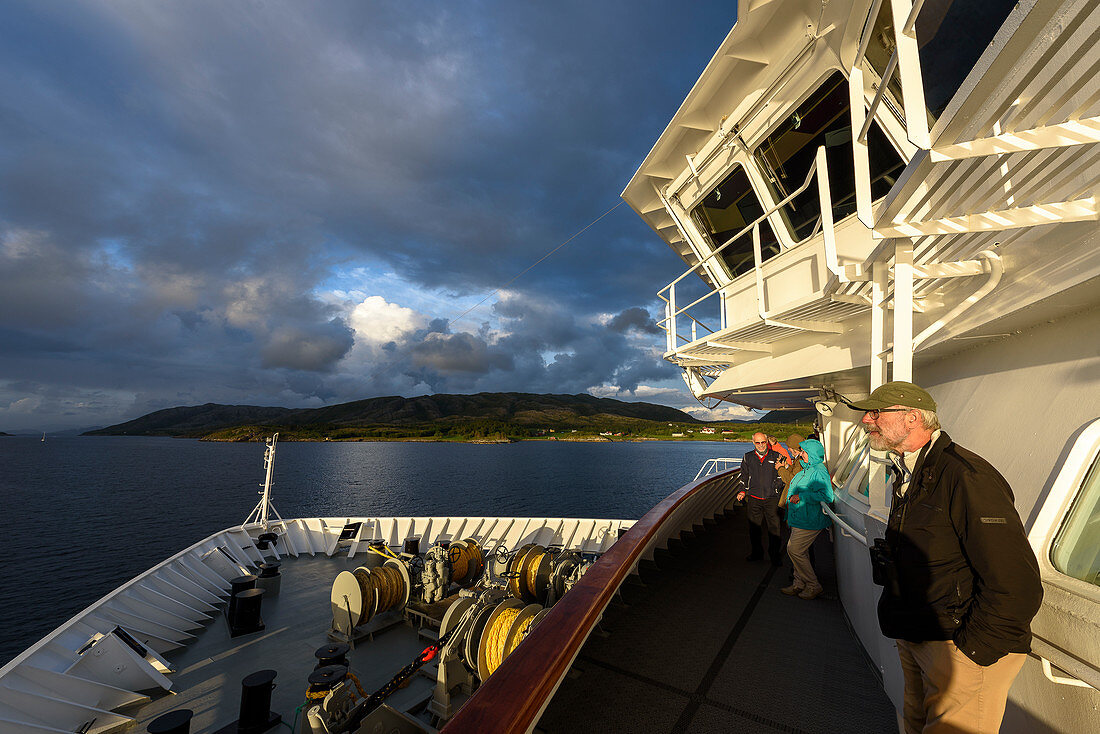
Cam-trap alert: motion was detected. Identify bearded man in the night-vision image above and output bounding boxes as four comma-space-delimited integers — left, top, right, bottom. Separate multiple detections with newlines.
852, 381, 1042, 734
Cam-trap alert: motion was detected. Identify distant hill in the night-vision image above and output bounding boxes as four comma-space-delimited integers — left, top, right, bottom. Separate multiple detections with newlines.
85, 393, 704, 438
759, 409, 816, 424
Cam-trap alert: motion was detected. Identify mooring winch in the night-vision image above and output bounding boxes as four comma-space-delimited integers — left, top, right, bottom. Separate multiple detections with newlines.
317, 539, 595, 730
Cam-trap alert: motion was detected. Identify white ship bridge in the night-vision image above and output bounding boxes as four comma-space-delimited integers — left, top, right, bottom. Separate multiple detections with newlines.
623, 0, 1099, 410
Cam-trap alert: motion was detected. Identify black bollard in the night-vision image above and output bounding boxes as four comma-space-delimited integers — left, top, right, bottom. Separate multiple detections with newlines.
237, 669, 280, 734
229, 588, 265, 636
403, 536, 420, 555
313, 642, 350, 669
228, 575, 257, 616
230, 574, 257, 596
307, 665, 348, 697
147, 709, 193, 734
255, 562, 281, 596
212, 670, 281, 734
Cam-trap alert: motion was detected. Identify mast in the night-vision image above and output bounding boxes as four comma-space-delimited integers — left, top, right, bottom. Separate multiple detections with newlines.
243, 433, 284, 529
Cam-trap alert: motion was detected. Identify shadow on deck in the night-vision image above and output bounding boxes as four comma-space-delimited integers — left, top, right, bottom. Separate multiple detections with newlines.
537, 507, 898, 734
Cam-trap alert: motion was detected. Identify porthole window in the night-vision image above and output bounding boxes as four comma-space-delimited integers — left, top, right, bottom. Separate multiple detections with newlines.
1051, 451, 1100, 588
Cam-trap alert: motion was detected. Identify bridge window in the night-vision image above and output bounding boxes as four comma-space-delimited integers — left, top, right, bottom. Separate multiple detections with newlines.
865, 0, 1018, 121
689, 164, 780, 279
754, 71, 904, 243
1051, 449, 1100, 589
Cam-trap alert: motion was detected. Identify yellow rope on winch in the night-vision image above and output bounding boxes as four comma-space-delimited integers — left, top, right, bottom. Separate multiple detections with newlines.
450, 540, 482, 586
485, 606, 521, 676
451, 547, 469, 582
504, 615, 534, 658
525, 550, 544, 599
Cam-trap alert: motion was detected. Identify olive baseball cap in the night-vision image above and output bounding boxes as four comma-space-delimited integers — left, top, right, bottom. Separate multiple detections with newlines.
848, 381, 937, 412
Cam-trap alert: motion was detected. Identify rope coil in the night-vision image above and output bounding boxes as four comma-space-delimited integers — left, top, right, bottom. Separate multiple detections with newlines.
484, 606, 521, 676
507, 544, 549, 602
448, 539, 484, 588
352, 569, 376, 623
525, 550, 544, 597
504, 615, 534, 658
372, 565, 405, 615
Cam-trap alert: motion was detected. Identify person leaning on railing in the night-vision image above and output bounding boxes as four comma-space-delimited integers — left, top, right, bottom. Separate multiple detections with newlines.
780, 438, 834, 600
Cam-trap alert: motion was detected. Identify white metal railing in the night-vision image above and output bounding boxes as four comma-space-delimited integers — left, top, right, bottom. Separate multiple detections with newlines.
821, 501, 869, 546
657, 157, 824, 352
694, 457, 743, 481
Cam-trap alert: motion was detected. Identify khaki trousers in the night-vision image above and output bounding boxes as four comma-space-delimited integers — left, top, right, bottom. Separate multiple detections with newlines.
897, 639, 1026, 734
786, 527, 822, 591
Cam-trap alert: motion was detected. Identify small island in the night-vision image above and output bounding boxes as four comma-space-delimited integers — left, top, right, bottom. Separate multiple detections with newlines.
83, 392, 813, 443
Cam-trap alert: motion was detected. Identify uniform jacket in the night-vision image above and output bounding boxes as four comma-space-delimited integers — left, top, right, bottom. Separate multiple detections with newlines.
786, 440, 834, 530
878, 431, 1043, 666
741, 449, 785, 498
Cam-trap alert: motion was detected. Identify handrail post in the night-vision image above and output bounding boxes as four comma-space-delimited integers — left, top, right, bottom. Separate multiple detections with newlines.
669, 283, 678, 349
752, 223, 767, 320
893, 239, 915, 380
664, 298, 673, 352
849, 64, 874, 228
891, 0, 931, 149
815, 146, 840, 279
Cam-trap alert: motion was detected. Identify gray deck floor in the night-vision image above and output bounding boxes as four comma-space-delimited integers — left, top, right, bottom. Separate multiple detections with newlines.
131, 553, 438, 733
537, 508, 899, 734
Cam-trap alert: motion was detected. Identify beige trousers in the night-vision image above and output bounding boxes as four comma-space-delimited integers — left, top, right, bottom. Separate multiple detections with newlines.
897, 639, 1026, 734
785, 527, 822, 591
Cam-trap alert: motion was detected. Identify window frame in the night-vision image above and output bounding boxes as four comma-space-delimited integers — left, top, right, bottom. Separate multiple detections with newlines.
831, 423, 869, 493
685, 162, 784, 282
1030, 417, 1100, 602
747, 67, 908, 246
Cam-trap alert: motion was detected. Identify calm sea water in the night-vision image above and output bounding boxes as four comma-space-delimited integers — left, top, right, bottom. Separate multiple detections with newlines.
0, 436, 750, 665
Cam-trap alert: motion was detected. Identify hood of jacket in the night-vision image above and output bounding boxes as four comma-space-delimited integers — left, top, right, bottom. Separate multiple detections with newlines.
799, 438, 825, 466
792, 438, 830, 492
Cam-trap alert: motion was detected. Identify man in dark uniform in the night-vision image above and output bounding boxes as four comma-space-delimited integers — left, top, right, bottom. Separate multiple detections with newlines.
852, 381, 1042, 734
736, 432, 785, 566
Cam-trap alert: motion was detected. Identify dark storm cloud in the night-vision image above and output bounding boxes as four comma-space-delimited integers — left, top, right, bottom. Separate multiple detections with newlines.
607, 307, 661, 335
0, 0, 735, 430
410, 332, 514, 375
261, 321, 354, 372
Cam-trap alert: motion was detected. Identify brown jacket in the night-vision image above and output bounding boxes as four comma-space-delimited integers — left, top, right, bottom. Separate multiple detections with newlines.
777, 457, 802, 487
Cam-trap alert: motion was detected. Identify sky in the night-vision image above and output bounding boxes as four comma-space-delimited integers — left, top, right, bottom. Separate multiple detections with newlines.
0, 0, 758, 433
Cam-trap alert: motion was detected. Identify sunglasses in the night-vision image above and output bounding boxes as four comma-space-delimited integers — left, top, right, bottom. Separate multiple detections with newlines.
753, 440, 767, 445
865, 408, 911, 419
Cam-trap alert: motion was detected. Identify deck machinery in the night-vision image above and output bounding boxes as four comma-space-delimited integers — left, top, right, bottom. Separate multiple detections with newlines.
310, 537, 594, 733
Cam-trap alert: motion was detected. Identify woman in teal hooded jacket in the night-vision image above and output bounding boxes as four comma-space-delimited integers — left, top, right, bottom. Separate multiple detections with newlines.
782, 438, 834, 599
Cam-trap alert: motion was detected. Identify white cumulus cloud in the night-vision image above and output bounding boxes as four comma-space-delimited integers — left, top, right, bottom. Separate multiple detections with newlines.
348, 295, 428, 345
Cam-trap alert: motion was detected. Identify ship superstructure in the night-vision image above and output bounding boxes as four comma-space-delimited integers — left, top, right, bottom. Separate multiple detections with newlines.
622, 0, 1100, 728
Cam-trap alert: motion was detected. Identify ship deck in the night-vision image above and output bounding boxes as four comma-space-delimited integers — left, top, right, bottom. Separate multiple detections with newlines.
537, 507, 899, 734
129, 553, 441, 732
125, 507, 897, 734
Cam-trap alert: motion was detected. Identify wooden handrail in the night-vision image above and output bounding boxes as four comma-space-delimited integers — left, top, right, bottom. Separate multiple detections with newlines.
441, 468, 740, 733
